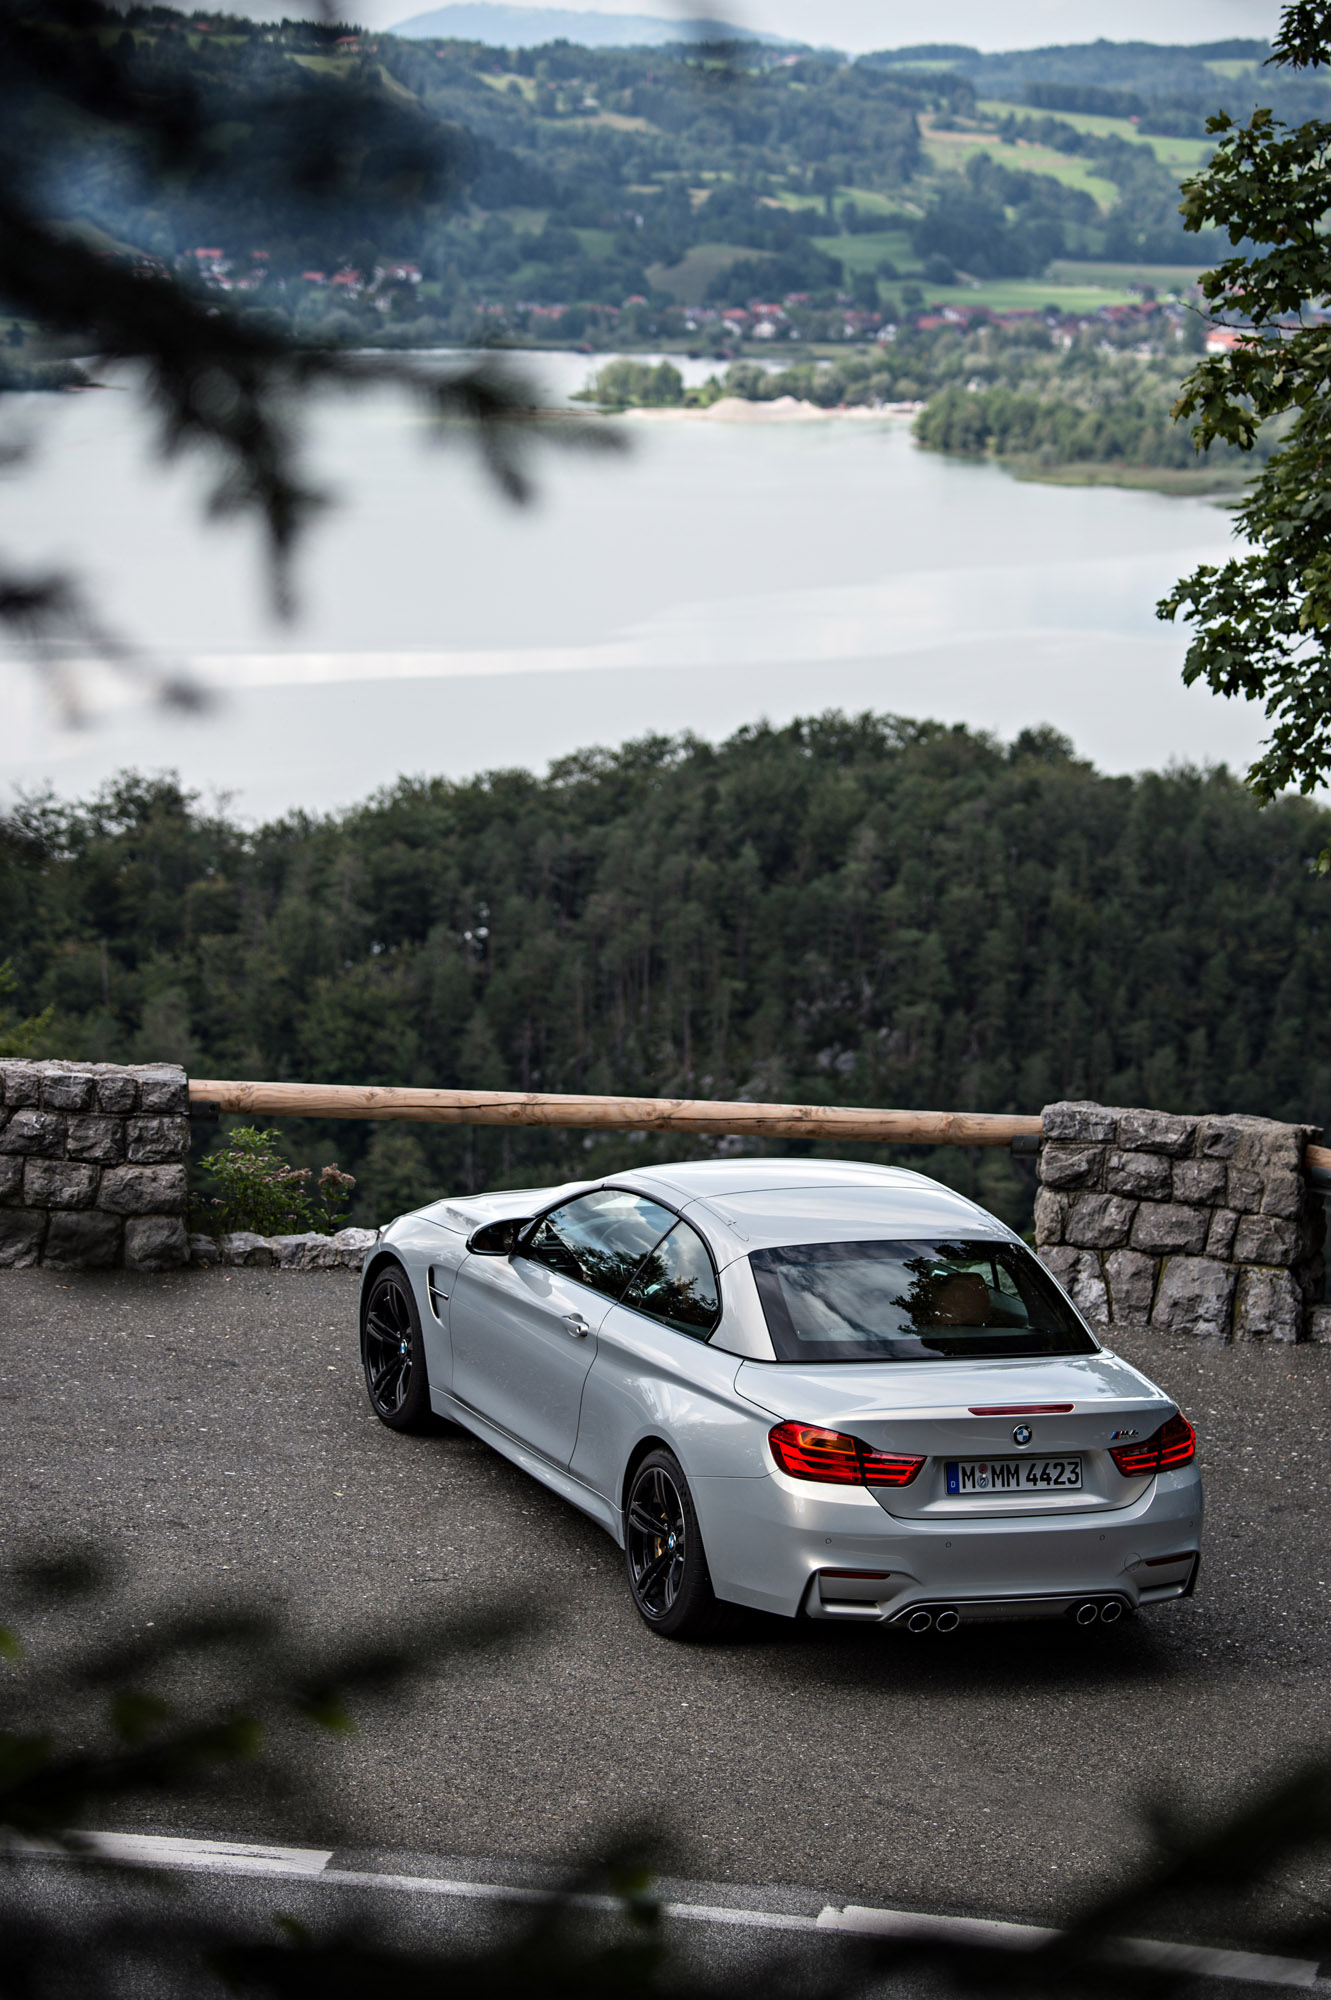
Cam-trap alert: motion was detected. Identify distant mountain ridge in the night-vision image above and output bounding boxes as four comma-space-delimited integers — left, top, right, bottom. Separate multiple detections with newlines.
390, 4, 803, 47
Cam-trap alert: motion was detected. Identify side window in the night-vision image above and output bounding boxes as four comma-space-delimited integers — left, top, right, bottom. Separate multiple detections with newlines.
620, 1221, 720, 1339
522, 1189, 676, 1301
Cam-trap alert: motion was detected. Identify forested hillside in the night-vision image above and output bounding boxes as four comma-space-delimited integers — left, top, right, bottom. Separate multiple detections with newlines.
7, 3, 1285, 349
2, 717, 1327, 1229
868, 38, 1329, 134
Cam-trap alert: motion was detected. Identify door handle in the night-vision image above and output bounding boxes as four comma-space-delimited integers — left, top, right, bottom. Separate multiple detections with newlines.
563, 1314, 590, 1339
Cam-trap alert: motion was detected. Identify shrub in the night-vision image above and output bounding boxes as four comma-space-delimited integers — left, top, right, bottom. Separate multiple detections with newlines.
191, 1126, 355, 1238
573, 357, 683, 407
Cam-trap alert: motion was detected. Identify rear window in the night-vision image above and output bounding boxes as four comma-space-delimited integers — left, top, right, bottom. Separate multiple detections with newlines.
749, 1238, 1096, 1364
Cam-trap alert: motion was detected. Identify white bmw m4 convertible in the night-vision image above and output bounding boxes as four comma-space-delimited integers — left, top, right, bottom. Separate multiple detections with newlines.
359, 1158, 1202, 1639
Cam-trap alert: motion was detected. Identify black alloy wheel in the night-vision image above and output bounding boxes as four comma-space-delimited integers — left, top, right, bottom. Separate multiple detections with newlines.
360, 1264, 435, 1433
624, 1448, 731, 1640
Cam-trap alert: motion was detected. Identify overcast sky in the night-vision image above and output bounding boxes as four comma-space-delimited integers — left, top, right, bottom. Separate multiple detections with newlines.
364, 0, 1286, 50
701, 0, 1281, 49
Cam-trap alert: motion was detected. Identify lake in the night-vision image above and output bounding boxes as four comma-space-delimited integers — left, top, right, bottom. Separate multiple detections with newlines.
0, 350, 1263, 820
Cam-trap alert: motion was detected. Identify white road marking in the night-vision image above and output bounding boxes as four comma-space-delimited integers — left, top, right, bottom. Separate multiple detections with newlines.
65, 1835, 1320, 1988
820, 1903, 1321, 1988
82, 1833, 334, 1877
321, 1870, 819, 1931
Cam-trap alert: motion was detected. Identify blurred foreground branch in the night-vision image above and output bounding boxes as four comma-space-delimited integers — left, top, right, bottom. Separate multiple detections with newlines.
7, 1543, 1331, 1999
0, 0, 624, 712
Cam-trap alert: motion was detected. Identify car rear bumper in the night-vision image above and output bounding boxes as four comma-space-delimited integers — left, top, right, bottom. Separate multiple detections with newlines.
690, 1465, 1203, 1622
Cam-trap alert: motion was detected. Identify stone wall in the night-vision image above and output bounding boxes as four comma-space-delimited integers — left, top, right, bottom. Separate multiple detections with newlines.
4, 1064, 1327, 1316
188, 1228, 375, 1270
0, 1060, 190, 1271
1035, 1100, 1327, 1342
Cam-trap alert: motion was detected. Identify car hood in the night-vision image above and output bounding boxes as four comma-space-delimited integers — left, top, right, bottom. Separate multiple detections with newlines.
414, 1178, 596, 1234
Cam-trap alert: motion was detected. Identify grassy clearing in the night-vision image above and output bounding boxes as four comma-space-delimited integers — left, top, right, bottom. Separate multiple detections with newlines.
645, 242, 758, 304
480, 71, 534, 98
975, 99, 1216, 174
839, 184, 912, 216
813, 229, 916, 273
896, 275, 1144, 311
494, 206, 549, 233
574, 226, 616, 257
564, 110, 655, 131
919, 116, 1120, 209
648, 240, 1177, 314
377, 62, 417, 105
774, 186, 918, 219
1045, 258, 1211, 291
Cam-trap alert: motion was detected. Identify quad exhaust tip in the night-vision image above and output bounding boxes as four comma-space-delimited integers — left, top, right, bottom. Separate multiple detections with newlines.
905, 1606, 961, 1634
900, 1597, 1127, 1634
1073, 1598, 1125, 1626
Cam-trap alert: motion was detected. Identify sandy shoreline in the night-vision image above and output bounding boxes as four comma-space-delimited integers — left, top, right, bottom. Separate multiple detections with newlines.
617, 394, 924, 423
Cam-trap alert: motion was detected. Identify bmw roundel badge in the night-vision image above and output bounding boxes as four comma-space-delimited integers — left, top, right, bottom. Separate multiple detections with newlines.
1012, 1424, 1033, 1447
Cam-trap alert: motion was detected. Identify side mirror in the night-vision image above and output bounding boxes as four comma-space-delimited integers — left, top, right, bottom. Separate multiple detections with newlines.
466, 1217, 532, 1257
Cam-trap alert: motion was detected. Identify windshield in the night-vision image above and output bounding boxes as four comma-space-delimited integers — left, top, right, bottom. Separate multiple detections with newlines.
749, 1238, 1097, 1364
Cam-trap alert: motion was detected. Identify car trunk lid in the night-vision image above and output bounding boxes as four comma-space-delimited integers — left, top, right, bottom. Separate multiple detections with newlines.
736, 1352, 1174, 1517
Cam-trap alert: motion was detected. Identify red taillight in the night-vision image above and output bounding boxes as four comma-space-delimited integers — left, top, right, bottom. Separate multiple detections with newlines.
768, 1422, 925, 1488
1109, 1411, 1196, 1478
1158, 1412, 1198, 1468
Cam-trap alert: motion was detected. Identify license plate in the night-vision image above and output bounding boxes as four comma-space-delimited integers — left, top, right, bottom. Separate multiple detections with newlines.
945, 1457, 1082, 1495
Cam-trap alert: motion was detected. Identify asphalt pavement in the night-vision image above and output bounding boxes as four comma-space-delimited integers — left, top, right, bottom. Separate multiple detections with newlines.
3, 1266, 1331, 1956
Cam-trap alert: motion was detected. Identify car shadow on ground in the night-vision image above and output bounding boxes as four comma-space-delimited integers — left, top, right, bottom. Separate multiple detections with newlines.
428, 1418, 1194, 1700
715, 1600, 1182, 1695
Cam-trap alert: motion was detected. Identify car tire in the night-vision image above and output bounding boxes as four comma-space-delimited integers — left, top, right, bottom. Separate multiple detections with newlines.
360, 1262, 437, 1433
624, 1448, 731, 1640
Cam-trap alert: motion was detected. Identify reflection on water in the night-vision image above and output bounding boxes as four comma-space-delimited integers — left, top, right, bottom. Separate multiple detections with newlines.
0, 351, 1260, 818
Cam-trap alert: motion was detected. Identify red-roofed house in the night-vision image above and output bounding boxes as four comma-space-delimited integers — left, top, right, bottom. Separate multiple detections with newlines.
1205, 326, 1246, 353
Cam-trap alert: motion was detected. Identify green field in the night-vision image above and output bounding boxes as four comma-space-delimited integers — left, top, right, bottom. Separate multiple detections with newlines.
813, 228, 915, 274
975, 99, 1216, 174
1204, 58, 1261, 78
648, 236, 1183, 314
775, 184, 910, 219
896, 275, 1144, 312
921, 116, 1120, 208
1044, 258, 1210, 292
480, 70, 534, 99
565, 110, 655, 132
644, 242, 759, 305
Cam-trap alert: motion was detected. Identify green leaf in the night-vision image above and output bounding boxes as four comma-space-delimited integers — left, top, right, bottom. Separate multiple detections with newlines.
110, 1689, 175, 1746
295, 1690, 357, 1735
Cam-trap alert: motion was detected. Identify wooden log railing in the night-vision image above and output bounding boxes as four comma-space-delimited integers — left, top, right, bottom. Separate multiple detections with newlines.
186, 1081, 1331, 1178
187, 1080, 1040, 1149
